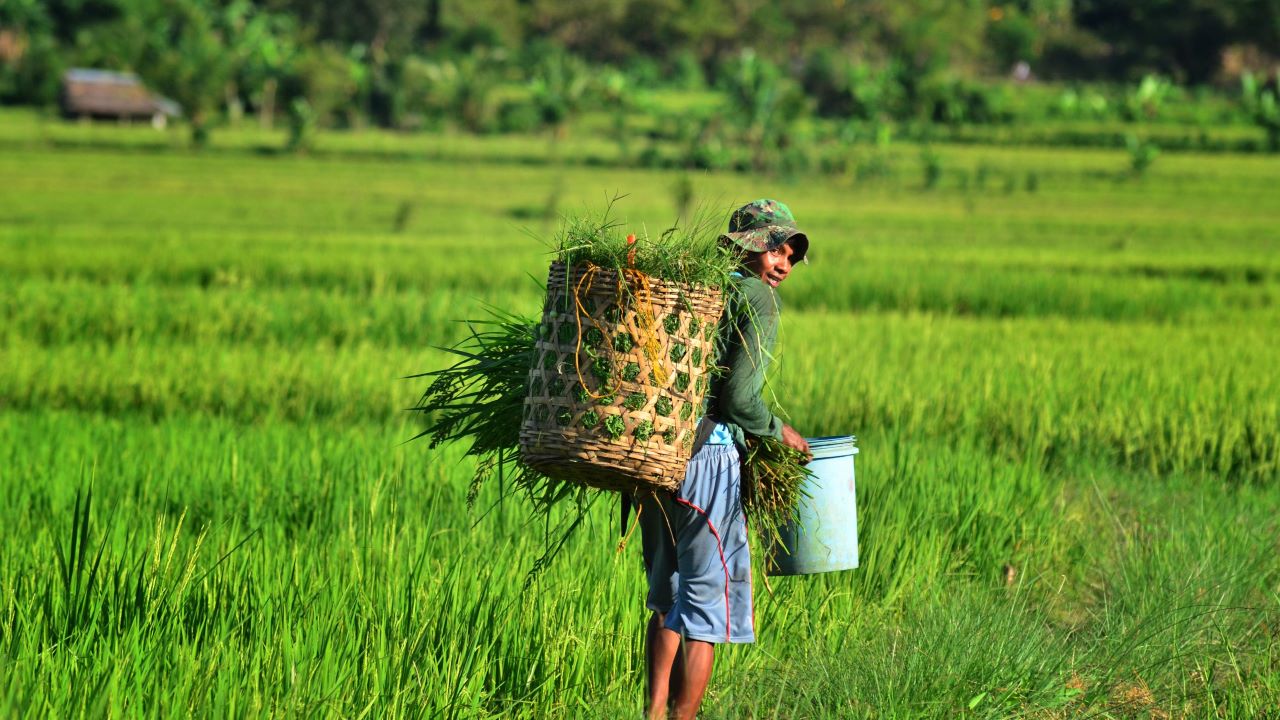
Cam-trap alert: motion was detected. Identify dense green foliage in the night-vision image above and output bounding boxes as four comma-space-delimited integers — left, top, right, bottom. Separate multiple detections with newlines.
1, 111, 1278, 716
4, 0, 1279, 152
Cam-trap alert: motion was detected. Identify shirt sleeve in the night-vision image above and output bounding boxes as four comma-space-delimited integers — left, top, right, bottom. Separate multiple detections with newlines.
715, 279, 785, 441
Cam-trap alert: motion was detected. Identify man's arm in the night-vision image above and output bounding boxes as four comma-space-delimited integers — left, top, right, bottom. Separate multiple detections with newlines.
716, 281, 785, 441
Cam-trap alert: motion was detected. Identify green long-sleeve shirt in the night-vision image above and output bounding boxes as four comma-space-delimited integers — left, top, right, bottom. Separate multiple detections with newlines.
706, 276, 785, 448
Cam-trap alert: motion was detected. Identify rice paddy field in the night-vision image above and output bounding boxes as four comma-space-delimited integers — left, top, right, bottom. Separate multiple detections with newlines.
2, 109, 1279, 718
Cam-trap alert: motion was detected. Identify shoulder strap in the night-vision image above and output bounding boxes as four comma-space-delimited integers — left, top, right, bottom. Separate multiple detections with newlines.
690, 416, 718, 457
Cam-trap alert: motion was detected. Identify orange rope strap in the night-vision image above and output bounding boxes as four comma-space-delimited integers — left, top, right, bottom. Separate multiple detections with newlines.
620, 267, 669, 387
616, 501, 641, 553
622, 233, 669, 387
570, 237, 669, 401
572, 263, 612, 400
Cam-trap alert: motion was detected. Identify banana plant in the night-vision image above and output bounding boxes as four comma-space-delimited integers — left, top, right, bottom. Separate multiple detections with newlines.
1124, 74, 1173, 121
718, 50, 808, 172
1242, 71, 1280, 153
530, 49, 591, 141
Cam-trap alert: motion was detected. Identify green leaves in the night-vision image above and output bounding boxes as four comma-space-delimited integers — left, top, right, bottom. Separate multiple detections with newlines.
602, 414, 626, 439
51, 487, 108, 642
554, 197, 736, 290
409, 310, 582, 513
654, 396, 673, 416
741, 436, 812, 554
1242, 71, 1280, 152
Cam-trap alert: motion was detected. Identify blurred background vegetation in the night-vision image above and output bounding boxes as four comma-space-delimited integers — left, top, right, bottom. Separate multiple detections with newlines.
3, 0, 1279, 159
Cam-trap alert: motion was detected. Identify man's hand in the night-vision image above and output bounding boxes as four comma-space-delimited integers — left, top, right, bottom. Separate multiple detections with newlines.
781, 424, 811, 462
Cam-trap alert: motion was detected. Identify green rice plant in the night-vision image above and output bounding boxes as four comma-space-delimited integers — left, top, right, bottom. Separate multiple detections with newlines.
621, 361, 641, 382
50, 487, 109, 643
590, 356, 612, 380
1126, 133, 1160, 176
408, 310, 586, 513
409, 310, 612, 590
4, 121, 1280, 718
552, 196, 737, 289
741, 437, 812, 551
654, 396, 673, 416
602, 414, 626, 439
920, 146, 943, 190
634, 420, 654, 442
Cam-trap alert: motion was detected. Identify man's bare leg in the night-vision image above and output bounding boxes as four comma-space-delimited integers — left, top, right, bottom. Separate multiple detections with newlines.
646, 612, 681, 719
667, 632, 686, 712
669, 639, 714, 720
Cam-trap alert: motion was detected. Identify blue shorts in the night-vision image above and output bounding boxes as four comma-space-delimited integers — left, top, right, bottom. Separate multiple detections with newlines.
638, 441, 755, 644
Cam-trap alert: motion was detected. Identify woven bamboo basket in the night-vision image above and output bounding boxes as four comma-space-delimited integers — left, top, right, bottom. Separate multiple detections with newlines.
519, 261, 725, 493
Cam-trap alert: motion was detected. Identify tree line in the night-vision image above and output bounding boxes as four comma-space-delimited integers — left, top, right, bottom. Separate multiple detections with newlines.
2, 0, 1277, 145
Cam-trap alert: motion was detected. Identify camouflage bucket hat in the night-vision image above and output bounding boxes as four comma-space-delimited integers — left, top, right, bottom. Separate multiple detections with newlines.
719, 199, 810, 264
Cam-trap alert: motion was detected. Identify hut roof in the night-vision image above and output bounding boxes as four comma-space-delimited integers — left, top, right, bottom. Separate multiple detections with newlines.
61, 69, 180, 118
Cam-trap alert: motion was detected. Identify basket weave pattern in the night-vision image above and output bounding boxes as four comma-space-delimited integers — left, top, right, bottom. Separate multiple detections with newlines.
519, 261, 725, 493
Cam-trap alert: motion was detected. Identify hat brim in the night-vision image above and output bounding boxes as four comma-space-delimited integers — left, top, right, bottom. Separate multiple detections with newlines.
721, 226, 809, 264
785, 231, 809, 264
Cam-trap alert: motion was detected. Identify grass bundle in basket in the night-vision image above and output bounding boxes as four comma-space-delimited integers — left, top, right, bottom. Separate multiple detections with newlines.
410, 309, 604, 584
408, 309, 585, 510
554, 201, 739, 289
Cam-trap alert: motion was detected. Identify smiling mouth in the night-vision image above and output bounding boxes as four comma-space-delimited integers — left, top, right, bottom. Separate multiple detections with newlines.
766, 273, 786, 286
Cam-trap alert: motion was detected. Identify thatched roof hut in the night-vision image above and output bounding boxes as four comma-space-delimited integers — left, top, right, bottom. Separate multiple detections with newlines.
60, 69, 181, 125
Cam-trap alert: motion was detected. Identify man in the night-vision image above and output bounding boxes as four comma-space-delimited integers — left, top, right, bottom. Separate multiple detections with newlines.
638, 199, 811, 719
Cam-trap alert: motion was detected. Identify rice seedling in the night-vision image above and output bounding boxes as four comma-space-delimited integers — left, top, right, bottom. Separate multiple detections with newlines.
407, 310, 580, 508
551, 196, 738, 289
740, 436, 812, 548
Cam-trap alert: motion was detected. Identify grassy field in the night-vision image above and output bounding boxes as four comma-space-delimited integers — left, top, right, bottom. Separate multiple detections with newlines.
1, 110, 1278, 717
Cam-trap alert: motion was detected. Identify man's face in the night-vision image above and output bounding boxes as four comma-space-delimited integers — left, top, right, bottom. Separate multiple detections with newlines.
744, 241, 796, 288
